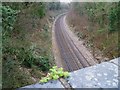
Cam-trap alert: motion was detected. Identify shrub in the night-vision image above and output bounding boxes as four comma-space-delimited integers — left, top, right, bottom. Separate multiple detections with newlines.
3, 46, 50, 71
2, 6, 18, 33
108, 3, 119, 32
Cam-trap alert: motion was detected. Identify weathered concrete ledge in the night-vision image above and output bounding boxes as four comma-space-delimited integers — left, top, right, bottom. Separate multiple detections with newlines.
19, 57, 119, 89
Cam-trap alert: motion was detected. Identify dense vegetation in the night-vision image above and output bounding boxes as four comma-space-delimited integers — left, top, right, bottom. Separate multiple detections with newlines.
2, 2, 67, 88
67, 2, 119, 61
2, 1, 119, 89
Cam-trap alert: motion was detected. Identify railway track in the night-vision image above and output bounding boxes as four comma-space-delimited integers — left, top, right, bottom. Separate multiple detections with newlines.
54, 14, 97, 72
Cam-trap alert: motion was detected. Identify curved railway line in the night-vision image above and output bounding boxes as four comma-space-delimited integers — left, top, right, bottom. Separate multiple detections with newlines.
54, 14, 98, 72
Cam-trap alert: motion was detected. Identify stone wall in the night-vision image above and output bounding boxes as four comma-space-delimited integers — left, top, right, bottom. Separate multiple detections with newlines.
19, 58, 119, 89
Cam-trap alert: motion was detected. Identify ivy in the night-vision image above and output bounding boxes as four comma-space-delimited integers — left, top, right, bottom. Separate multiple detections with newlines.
39, 66, 69, 83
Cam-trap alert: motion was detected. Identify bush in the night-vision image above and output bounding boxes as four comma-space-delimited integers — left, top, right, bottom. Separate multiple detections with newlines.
108, 3, 119, 32
108, 8, 117, 32
3, 46, 50, 71
38, 4, 45, 18
2, 5, 50, 71
2, 4, 51, 88
31, 3, 45, 18
2, 6, 18, 33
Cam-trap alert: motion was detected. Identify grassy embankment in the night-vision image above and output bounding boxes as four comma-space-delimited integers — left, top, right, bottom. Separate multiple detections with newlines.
2, 2, 65, 88
67, 2, 119, 62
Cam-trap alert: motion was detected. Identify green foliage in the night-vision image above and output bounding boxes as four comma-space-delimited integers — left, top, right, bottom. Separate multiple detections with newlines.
74, 2, 119, 32
49, 2, 61, 10
2, 6, 18, 34
2, 4, 50, 70
38, 3, 45, 18
39, 66, 69, 83
2, 2, 32, 10
2, 55, 35, 88
3, 45, 50, 71
108, 3, 119, 32
31, 3, 45, 18
2, 3, 52, 88
71, 2, 119, 58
